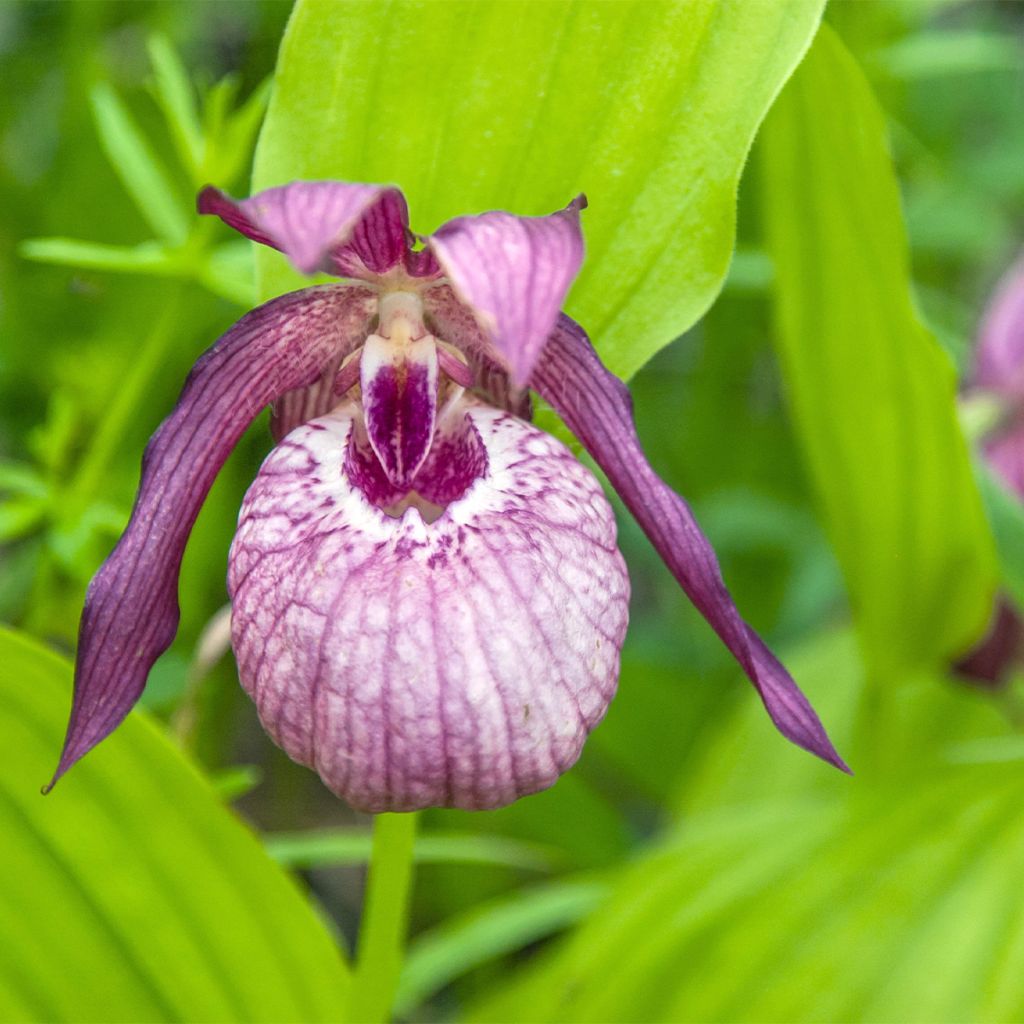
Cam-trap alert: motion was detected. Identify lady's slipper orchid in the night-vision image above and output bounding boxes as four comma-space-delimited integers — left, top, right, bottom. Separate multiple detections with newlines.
958, 255, 1024, 685
49, 180, 846, 811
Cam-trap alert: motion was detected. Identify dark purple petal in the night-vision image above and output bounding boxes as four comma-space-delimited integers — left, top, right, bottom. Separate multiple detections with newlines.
532, 316, 849, 772
344, 398, 488, 514
360, 335, 439, 489
412, 402, 489, 506
428, 197, 586, 386
47, 284, 378, 790
198, 181, 411, 277
974, 256, 1024, 398
229, 400, 629, 811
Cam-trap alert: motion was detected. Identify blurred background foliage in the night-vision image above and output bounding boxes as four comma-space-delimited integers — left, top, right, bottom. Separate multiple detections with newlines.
1, 1, 1023, 1021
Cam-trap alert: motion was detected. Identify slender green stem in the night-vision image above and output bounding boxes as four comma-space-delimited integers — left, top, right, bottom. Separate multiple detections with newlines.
67, 285, 186, 508
24, 288, 188, 639
349, 812, 419, 1023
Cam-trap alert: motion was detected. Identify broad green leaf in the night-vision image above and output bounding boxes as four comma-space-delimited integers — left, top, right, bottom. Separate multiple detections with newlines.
90, 83, 189, 246
760, 26, 996, 673
253, 0, 824, 379
0, 626, 349, 1023
396, 878, 607, 1016
266, 828, 565, 872
470, 800, 842, 1023
471, 631, 1024, 1024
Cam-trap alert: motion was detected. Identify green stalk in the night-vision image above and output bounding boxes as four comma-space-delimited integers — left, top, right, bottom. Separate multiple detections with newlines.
349, 812, 419, 1023
67, 285, 186, 508
24, 287, 188, 639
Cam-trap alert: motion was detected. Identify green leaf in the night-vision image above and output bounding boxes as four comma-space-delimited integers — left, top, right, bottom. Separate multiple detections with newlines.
20, 238, 174, 274
469, 800, 843, 1023
266, 828, 566, 872
201, 74, 242, 164
21, 237, 254, 303
396, 878, 607, 1016
471, 632, 1024, 1024
198, 241, 257, 305
147, 35, 204, 180
210, 764, 264, 802
253, 0, 824, 379
759, 25, 996, 673
0, 498, 46, 542
90, 82, 189, 246
0, 461, 47, 499
0, 626, 349, 1023
211, 77, 273, 187
872, 31, 1023, 79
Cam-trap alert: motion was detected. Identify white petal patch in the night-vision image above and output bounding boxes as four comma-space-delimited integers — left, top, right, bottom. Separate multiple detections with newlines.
228, 402, 630, 812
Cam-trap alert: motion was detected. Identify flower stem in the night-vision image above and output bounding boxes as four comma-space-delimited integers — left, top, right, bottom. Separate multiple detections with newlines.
349, 811, 419, 1023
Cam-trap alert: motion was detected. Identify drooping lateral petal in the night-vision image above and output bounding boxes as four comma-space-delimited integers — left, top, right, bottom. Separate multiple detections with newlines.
198, 181, 411, 277
532, 316, 849, 772
428, 197, 586, 386
48, 284, 378, 789
229, 401, 630, 812
974, 256, 1024, 398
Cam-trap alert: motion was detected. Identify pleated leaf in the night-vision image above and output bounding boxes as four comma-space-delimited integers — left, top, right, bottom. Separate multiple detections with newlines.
252, 0, 824, 379
760, 25, 997, 672
0, 626, 349, 1023
468, 631, 1024, 1024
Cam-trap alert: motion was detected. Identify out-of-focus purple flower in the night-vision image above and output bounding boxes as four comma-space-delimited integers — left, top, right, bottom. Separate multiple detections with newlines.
958, 255, 1024, 687
975, 256, 1024, 499
972, 257, 1024, 403
49, 181, 846, 811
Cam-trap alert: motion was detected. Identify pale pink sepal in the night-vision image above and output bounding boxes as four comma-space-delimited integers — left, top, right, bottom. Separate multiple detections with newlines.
429, 197, 586, 386
229, 401, 630, 812
198, 181, 411, 277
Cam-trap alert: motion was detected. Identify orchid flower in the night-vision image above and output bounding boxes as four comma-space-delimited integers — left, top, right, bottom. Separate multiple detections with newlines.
972, 256, 1024, 497
958, 255, 1024, 685
49, 181, 846, 811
